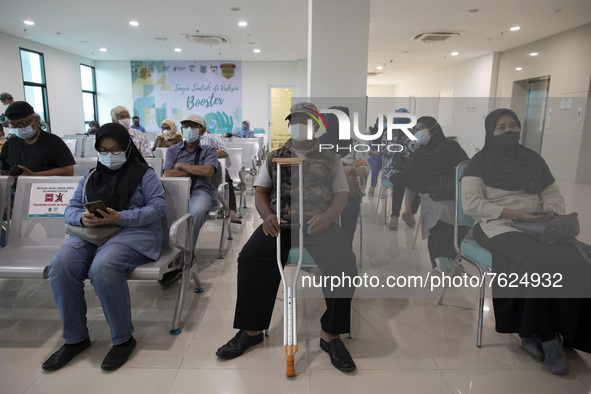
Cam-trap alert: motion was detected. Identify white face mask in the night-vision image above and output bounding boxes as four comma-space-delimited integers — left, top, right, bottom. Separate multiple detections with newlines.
182, 127, 200, 143
118, 118, 131, 130
98, 152, 127, 170
414, 129, 432, 146
163, 129, 174, 136
14, 125, 36, 140
289, 124, 312, 142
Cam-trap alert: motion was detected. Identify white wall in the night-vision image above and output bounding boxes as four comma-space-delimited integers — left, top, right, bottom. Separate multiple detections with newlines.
95, 61, 134, 126
241, 61, 299, 134
495, 23, 591, 183
0, 32, 94, 136
390, 53, 498, 155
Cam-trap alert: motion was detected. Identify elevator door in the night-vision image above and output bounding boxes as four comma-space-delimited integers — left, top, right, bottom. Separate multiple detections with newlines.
522, 78, 550, 154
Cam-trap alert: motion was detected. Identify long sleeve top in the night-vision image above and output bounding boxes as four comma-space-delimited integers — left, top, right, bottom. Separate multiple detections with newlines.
64, 169, 166, 260
462, 175, 565, 238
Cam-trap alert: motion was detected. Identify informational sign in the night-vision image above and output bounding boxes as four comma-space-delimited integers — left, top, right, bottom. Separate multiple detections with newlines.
131, 61, 242, 134
28, 184, 76, 218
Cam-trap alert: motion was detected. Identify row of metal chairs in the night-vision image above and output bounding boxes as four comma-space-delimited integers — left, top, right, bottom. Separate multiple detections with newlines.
0, 175, 201, 335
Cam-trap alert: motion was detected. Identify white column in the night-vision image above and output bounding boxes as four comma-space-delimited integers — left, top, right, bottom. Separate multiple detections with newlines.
307, 0, 370, 98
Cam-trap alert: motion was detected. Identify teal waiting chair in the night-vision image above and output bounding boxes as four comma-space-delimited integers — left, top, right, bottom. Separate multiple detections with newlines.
253, 128, 265, 134
438, 160, 493, 348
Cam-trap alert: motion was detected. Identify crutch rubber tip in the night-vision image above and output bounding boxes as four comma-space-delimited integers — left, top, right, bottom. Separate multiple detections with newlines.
286, 355, 296, 377
194, 287, 204, 293
227, 236, 234, 240
170, 328, 182, 335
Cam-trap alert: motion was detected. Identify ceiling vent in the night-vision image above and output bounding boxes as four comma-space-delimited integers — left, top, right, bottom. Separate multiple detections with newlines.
185, 35, 230, 45
412, 32, 461, 43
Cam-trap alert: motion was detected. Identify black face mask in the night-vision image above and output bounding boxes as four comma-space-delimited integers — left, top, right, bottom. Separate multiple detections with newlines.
492, 131, 520, 148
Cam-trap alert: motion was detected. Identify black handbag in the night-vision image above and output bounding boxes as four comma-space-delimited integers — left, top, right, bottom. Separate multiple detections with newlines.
511, 212, 591, 264
65, 169, 122, 246
510, 212, 580, 245
425, 170, 455, 202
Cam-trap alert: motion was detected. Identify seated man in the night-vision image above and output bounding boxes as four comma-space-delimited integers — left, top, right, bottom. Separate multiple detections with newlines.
131, 116, 146, 133
110, 106, 151, 157
197, 124, 242, 224
216, 102, 358, 372
163, 113, 218, 249
0, 101, 75, 177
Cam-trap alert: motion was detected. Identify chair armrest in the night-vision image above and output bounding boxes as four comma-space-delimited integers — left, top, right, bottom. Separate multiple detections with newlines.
217, 181, 230, 213
238, 165, 246, 189
169, 213, 194, 253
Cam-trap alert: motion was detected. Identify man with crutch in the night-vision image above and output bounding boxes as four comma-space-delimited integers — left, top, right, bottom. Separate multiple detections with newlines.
216, 102, 357, 372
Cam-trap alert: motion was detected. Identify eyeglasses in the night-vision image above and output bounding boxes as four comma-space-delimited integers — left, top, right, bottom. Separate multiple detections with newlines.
97, 147, 125, 155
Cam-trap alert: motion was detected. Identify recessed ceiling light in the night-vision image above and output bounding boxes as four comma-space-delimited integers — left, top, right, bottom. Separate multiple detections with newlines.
515, 67, 522, 71
529, 52, 538, 56
174, 48, 182, 52
23, 20, 35, 26
253, 49, 261, 53
238, 21, 248, 27
510, 26, 520, 31
99, 48, 107, 52
288, 92, 291, 94
451, 51, 459, 56
129, 21, 139, 27
376, 66, 383, 70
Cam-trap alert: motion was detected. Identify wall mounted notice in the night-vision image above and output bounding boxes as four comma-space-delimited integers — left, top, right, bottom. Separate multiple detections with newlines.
28, 184, 76, 218
131, 61, 242, 134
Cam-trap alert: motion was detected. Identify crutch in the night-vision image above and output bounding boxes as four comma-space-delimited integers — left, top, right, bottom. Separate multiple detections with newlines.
273, 156, 306, 377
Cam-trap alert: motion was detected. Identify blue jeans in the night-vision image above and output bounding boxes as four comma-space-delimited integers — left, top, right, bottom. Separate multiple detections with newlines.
190, 187, 213, 248
48, 240, 149, 345
368, 155, 382, 188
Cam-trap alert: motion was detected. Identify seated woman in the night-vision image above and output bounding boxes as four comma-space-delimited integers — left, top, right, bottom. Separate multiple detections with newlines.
153, 119, 183, 150
403, 116, 469, 271
462, 108, 591, 375
44, 123, 166, 372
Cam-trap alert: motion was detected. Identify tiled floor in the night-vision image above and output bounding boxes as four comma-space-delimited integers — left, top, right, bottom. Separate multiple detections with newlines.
0, 179, 590, 393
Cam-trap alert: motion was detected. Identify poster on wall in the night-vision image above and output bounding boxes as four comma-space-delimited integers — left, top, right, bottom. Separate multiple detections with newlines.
130, 61, 242, 134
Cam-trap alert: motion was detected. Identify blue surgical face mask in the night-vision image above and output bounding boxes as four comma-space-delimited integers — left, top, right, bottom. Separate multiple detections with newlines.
182, 126, 200, 143
14, 125, 36, 140
414, 129, 431, 146
98, 151, 127, 170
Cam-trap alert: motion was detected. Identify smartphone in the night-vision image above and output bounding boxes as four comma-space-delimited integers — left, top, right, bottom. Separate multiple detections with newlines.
8, 166, 24, 177
84, 200, 107, 218
532, 210, 549, 215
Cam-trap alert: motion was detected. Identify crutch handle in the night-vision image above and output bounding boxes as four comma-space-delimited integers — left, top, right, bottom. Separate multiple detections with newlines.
286, 355, 296, 377
273, 156, 307, 166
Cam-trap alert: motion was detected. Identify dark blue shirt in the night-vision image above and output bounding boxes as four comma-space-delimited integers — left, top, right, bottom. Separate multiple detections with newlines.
164, 141, 219, 194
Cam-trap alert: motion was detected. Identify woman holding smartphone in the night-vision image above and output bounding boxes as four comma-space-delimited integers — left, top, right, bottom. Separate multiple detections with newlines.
44, 123, 166, 372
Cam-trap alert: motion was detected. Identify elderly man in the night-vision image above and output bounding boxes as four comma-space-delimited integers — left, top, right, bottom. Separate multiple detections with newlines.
110, 106, 151, 157
0, 101, 74, 177
164, 113, 218, 248
216, 102, 358, 372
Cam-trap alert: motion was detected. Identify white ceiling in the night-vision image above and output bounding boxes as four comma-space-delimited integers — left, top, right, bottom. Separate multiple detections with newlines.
1, 0, 590, 86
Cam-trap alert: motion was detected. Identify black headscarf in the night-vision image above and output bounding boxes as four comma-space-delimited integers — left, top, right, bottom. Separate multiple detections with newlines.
86, 123, 150, 211
463, 108, 554, 193
406, 116, 469, 193
318, 106, 350, 157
